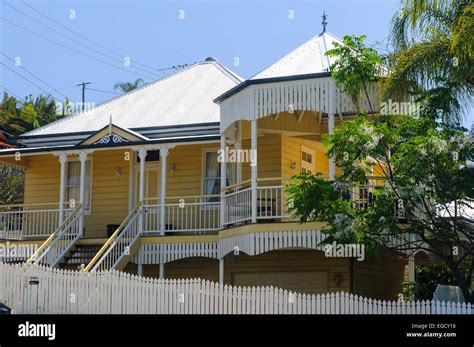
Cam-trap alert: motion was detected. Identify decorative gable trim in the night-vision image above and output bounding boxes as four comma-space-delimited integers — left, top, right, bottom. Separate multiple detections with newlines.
93, 133, 130, 145
79, 123, 149, 146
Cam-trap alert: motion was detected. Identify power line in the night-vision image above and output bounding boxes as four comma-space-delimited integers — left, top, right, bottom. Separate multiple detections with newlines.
0, 17, 156, 81
0, 85, 25, 102
3, 1, 165, 79
0, 62, 61, 101
0, 51, 70, 99
20, 0, 176, 75
86, 87, 121, 95
18, 1, 192, 74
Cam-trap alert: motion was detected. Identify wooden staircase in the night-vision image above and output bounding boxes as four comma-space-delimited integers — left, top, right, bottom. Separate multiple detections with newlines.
60, 244, 103, 270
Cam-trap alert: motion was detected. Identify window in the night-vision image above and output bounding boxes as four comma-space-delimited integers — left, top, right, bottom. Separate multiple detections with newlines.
136, 150, 160, 162
301, 146, 315, 174
66, 160, 92, 214
203, 150, 234, 201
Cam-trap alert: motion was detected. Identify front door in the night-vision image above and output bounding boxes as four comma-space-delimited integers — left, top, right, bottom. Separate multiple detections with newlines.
132, 164, 161, 232
133, 165, 161, 204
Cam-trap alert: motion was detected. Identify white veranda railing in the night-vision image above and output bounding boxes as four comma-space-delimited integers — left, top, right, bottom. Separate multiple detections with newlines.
26, 204, 83, 267
222, 182, 252, 225
143, 195, 220, 233
222, 178, 291, 225
0, 203, 73, 240
84, 202, 142, 272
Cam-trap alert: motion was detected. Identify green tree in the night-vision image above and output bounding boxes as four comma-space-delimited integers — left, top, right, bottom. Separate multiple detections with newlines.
0, 92, 67, 207
326, 35, 382, 114
113, 78, 144, 93
0, 93, 29, 135
386, 0, 473, 123
0, 164, 24, 205
27, 94, 62, 125
287, 34, 474, 302
0, 93, 65, 135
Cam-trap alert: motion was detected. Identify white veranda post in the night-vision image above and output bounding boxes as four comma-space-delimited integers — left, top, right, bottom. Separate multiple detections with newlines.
220, 134, 226, 228
138, 148, 147, 202
159, 146, 170, 235
57, 152, 68, 225
251, 119, 257, 223
219, 258, 224, 284
159, 146, 172, 280
138, 148, 147, 239
78, 151, 88, 236
235, 121, 242, 183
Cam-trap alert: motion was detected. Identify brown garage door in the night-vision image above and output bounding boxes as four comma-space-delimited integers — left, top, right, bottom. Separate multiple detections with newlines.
232, 271, 329, 294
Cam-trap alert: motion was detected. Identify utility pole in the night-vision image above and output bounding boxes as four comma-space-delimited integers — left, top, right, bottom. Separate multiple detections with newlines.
76, 82, 91, 111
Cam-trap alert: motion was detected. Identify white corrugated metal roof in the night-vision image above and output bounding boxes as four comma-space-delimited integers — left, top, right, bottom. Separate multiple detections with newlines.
23, 59, 243, 136
251, 32, 343, 80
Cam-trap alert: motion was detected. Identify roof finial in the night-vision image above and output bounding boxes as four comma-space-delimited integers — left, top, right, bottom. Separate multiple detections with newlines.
109, 114, 113, 136
322, 11, 328, 33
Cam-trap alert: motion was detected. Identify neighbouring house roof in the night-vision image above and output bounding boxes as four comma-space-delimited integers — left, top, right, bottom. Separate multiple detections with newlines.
436, 199, 474, 222
0, 141, 14, 148
19, 58, 243, 140
0, 132, 14, 148
215, 31, 342, 103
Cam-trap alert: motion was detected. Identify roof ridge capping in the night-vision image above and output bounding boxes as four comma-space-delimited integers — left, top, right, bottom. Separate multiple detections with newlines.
204, 57, 244, 83
20, 58, 243, 138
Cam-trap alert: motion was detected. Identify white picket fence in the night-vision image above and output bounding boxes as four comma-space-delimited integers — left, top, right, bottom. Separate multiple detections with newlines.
0, 262, 471, 314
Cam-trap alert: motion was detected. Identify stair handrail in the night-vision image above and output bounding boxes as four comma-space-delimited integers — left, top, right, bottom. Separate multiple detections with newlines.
82, 201, 142, 272
26, 203, 82, 265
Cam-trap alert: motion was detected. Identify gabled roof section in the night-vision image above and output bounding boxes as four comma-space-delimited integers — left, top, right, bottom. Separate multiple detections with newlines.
21, 59, 243, 138
79, 123, 149, 146
250, 32, 343, 80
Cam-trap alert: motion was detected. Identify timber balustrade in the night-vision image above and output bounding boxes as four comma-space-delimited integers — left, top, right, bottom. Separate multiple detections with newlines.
26, 204, 83, 267
143, 195, 221, 233
84, 202, 143, 272
0, 177, 391, 241
0, 203, 74, 240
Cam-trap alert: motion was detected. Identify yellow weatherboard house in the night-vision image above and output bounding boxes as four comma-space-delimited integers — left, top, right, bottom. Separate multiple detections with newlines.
0, 31, 425, 300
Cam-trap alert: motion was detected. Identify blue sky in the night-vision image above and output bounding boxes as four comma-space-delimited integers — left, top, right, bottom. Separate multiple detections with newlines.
0, 0, 472, 127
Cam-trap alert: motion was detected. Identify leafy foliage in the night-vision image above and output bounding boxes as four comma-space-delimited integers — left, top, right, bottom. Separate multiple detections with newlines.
412, 263, 472, 300
0, 164, 24, 205
0, 92, 66, 135
326, 35, 382, 113
113, 78, 145, 93
288, 31, 474, 302
0, 92, 66, 207
386, 0, 473, 121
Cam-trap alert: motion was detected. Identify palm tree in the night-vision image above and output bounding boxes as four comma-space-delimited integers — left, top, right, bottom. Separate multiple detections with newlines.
113, 78, 145, 93
0, 92, 30, 135
384, 0, 473, 124
0, 93, 64, 135
31, 95, 61, 125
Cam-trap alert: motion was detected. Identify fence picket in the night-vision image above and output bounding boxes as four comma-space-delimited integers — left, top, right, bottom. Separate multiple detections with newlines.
0, 263, 470, 315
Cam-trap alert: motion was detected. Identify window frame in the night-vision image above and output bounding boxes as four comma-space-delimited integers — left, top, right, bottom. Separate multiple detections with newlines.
65, 157, 93, 215
201, 148, 235, 202
300, 145, 315, 174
